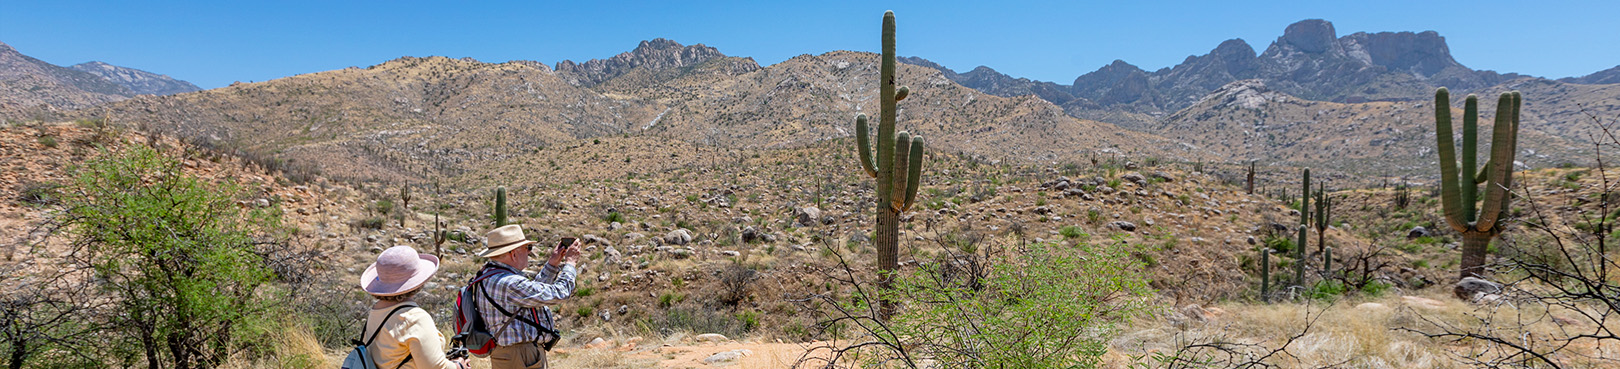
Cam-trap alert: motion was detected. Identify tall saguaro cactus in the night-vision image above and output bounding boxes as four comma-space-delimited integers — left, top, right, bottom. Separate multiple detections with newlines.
1295, 168, 1310, 289
1433, 87, 1521, 280
1314, 183, 1331, 254
855, 10, 924, 321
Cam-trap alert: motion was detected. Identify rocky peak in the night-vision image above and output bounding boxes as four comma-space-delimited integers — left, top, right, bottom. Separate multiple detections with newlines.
555, 38, 729, 87
1340, 30, 1459, 77
69, 61, 203, 96
1072, 60, 1148, 102
1277, 19, 1340, 54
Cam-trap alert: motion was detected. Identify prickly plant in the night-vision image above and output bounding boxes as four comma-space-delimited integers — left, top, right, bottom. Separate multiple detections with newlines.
1322, 246, 1333, 280
853, 10, 924, 321
494, 186, 508, 227
1433, 87, 1522, 280
1260, 248, 1271, 303
1246, 161, 1256, 195
1314, 183, 1331, 253
1295, 168, 1310, 289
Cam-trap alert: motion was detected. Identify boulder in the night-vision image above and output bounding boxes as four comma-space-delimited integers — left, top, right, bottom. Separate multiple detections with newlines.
665, 229, 693, 245
1109, 221, 1138, 232
795, 207, 822, 227
1454, 277, 1503, 301
1407, 226, 1432, 239
702, 349, 752, 364
740, 226, 760, 243
1121, 172, 1146, 185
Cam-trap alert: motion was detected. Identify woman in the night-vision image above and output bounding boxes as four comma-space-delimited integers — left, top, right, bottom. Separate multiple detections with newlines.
361, 245, 470, 369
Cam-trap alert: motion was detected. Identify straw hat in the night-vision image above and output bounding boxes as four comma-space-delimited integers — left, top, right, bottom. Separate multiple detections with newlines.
479, 224, 535, 258
360, 246, 440, 296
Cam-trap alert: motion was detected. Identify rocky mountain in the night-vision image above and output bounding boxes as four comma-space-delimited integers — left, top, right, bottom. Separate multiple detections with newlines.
69, 61, 202, 96
1, 41, 134, 121
77, 56, 666, 183
898, 56, 1079, 107
553, 38, 735, 88
1560, 65, 1620, 85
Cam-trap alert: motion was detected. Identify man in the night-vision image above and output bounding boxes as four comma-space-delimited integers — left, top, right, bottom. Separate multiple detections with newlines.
474, 225, 581, 369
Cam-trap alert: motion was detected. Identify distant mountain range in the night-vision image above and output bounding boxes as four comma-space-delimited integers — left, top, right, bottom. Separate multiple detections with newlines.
901, 19, 1615, 129
1, 41, 200, 121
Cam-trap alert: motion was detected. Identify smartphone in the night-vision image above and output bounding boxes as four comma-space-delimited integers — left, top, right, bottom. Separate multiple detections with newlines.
558, 237, 577, 251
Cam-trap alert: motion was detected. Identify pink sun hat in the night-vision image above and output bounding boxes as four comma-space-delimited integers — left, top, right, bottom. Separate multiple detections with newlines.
360, 246, 440, 296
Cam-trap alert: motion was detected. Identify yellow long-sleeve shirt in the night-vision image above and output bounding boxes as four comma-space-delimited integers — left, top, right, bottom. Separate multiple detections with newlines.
364, 303, 458, 369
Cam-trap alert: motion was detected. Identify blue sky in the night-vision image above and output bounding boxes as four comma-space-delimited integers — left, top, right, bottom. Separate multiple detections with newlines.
3, 0, 1616, 89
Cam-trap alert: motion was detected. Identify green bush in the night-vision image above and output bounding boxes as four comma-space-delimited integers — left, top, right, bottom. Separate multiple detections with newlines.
1059, 225, 1087, 240
887, 241, 1156, 368
58, 145, 290, 368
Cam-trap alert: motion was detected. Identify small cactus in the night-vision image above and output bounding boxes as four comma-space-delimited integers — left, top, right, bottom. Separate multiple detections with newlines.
494, 186, 508, 227
1314, 183, 1332, 253
1245, 161, 1256, 195
1260, 248, 1271, 303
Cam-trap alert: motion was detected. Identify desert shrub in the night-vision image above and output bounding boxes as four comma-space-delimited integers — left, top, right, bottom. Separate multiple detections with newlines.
883, 240, 1157, 368
716, 262, 758, 307
56, 145, 291, 368
1059, 225, 1087, 239
37, 135, 57, 148
16, 182, 61, 205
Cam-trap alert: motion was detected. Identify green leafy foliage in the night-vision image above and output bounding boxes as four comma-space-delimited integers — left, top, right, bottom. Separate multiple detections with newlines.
886, 241, 1156, 368
60, 146, 290, 368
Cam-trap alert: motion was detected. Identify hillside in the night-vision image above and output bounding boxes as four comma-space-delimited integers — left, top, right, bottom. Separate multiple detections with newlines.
70, 42, 1199, 185
0, 42, 133, 121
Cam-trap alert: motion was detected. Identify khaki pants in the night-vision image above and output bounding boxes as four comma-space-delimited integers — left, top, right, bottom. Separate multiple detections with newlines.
489, 341, 546, 369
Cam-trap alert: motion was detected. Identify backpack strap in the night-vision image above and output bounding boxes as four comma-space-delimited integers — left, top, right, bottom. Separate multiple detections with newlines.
363, 304, 418, 346
477, 270, 563, 341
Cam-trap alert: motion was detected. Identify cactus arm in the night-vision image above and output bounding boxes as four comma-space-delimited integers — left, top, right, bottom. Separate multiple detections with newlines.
856, 114, 877, 178
1433, 88, 1468, 232
1475, 160, 1490, 184
891, 132, 912, 211
1477, 92, 1519, 231
902, 136, 923, 211
1460, 94, 1479, 223
895, 86, 909, 101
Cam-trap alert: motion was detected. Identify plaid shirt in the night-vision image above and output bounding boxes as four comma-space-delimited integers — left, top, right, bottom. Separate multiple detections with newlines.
475, 260, 577, 346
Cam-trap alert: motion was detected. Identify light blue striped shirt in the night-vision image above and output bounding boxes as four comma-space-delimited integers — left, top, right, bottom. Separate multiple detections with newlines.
475, 260, 577, 346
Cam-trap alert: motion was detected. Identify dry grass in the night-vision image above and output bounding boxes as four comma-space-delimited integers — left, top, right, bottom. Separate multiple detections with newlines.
1112, 289, 1620, 368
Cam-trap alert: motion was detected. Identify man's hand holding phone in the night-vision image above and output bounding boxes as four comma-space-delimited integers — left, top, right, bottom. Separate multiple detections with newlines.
548, 237, 581, 267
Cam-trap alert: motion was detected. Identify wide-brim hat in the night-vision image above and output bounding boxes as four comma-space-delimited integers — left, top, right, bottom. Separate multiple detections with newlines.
361, 246, 440, 296
479, 224, 535, 258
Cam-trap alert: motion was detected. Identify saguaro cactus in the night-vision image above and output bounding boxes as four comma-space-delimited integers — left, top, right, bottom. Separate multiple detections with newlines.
1246, 161, 1256, 195
1259, 248, 1271, 303
1295, 168, 1310, 289
494, 186, 508, 227
1314, 183, 1331, 253
854, 10, 924, 321
1433, 87, 1521, 280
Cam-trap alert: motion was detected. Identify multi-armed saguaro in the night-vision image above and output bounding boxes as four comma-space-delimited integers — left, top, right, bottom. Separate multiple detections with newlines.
1433, 87, 1521, 280
855, 10, 924, 321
